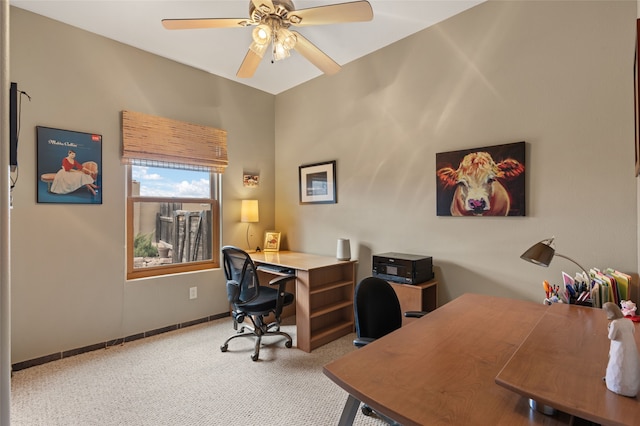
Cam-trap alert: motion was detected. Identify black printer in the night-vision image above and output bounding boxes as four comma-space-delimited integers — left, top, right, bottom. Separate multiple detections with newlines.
372, 252, 434, 285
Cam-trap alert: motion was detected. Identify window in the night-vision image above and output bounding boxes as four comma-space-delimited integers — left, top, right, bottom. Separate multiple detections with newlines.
121, 110, 228, 280
126, 165, 221, 279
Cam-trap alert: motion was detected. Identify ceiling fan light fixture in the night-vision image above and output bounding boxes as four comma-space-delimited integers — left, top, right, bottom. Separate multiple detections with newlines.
272, 42, 291, 61
252, 24, 272, 45
249, 41, 269, 58
277, 27, 297, 50
164, 0, 374, 78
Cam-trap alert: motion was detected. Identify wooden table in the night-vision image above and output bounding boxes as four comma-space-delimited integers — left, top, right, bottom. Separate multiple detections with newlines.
323, 293, 572, 425
250, 251, 356, 353
496, 302, 640, 426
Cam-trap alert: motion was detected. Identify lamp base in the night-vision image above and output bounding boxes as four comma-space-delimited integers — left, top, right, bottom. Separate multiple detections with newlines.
245, 223, 254, 252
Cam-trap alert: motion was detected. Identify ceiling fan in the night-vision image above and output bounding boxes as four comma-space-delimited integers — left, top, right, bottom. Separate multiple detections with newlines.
162, 0, 374, 78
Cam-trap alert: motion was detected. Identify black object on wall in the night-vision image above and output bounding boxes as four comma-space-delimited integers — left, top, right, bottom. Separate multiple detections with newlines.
9, 82, 18, 172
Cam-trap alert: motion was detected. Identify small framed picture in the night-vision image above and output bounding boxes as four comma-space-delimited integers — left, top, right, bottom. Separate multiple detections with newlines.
299, 160, 337, 204
243, 172, 260, 187
263, 231, 281, 252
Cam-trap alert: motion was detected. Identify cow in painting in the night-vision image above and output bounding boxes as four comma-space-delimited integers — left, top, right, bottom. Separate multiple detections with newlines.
436, 151, 524, 216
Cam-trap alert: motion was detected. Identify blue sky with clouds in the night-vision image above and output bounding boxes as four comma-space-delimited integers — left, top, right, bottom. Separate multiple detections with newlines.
132, 166, 209, 198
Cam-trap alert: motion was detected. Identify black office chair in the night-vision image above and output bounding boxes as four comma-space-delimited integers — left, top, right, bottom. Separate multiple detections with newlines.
353, 277, 430, 422
220, 246, 295, 361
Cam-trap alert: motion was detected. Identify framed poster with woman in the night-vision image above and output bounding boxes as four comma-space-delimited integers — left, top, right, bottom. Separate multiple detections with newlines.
36, 126, 102, 204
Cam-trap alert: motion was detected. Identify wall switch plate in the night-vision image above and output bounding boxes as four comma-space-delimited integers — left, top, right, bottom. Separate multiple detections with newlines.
189, 287, 197, 299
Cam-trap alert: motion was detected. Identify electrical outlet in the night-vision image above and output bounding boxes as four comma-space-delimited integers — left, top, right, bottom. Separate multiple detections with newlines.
189, 287, 197, 300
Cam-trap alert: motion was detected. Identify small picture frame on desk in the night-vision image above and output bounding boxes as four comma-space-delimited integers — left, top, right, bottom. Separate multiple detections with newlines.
263, 231, 281, 252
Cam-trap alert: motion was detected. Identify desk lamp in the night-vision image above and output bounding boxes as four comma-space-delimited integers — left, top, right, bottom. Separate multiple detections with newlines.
520, 237, 592, 305
240, 199, 259, 251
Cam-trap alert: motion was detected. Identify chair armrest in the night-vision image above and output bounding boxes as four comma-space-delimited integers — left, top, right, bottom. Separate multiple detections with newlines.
404, 310, 430, 318
268, 274, 296, 289
353, 337, 375, 348
269, 274, 296, 318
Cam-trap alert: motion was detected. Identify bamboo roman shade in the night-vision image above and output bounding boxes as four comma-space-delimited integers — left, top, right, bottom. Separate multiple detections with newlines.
121, 110, 228, 172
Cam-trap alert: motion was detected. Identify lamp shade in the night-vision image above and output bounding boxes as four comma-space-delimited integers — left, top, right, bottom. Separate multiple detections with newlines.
520, 239, 555, 267
277, 28, 297, 50
249, 41, 269, 58
252, 24, 271, 45
240, 200, 259, 223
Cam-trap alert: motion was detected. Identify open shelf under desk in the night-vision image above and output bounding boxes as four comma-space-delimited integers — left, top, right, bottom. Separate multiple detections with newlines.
309, 280, 352, 295
309, 320, 354, 348
310, 300, 353, 319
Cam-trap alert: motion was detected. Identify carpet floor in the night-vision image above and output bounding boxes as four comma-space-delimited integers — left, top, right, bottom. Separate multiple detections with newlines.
11, 316, 387, 425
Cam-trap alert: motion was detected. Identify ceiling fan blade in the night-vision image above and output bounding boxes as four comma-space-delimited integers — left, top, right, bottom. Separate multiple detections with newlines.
291, 31, 340, 75
251, 0, 276, 14
162, 18, 250, 30
237, 49, 264, 78
289, 1, 373, 27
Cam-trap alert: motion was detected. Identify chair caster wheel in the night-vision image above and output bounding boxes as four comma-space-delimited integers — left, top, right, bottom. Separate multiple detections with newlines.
251, 353, 259, 361
285, 341, 292, 348
220, 344, 228, 352
361, 405, 373, 416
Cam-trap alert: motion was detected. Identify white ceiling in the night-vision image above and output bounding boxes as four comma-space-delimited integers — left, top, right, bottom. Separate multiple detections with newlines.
11, 0, 485, 95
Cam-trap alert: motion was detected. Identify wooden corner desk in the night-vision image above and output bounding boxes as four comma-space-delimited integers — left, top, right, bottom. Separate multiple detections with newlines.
250, 251, 357, 353
495, 301, 640, 426
324, 293, 577, 425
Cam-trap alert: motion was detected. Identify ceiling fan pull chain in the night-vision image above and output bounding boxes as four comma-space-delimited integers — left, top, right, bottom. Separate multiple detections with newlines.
270, 20, 277, 63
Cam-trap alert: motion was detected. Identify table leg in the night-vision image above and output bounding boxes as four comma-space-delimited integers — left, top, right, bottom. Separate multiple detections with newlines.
338, 395, 360, 426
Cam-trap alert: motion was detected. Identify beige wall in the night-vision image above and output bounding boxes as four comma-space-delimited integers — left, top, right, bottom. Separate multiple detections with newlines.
8, 0, 639, 364
9, 7, 276, 363
275, 0, 638, 304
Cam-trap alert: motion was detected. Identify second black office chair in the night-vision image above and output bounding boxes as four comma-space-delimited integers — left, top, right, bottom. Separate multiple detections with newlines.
220, 246, 295, 361
353, 276, 430, 423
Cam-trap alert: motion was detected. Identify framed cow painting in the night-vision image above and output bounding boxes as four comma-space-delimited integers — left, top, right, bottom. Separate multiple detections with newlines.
436, 141, 525, 217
